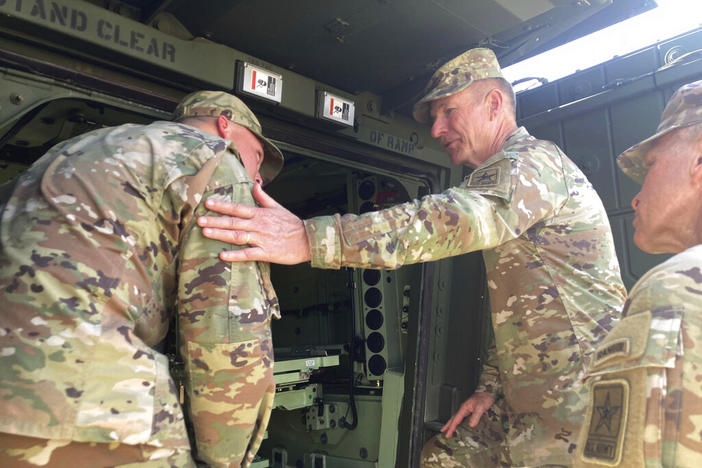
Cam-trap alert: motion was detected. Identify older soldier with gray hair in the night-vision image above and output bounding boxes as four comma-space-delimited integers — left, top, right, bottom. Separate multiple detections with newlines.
576, 80, 702, 468
197, 49, 626, 466
0, 91, 283, 467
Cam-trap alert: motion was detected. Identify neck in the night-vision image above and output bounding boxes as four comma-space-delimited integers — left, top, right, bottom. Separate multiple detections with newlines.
178, 117, 219, 137
690, 212, 702, 249
489, 118, 518, 155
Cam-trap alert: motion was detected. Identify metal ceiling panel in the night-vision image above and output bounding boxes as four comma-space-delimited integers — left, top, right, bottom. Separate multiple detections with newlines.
494, 0, 554, 21
93, 0, 655, 114
162, 0, 652, 98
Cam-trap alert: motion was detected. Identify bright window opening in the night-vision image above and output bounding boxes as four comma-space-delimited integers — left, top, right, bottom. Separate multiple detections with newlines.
502, 0, 702, 93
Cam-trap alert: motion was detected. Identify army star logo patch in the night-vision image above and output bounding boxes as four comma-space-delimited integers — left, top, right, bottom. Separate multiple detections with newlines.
583, 379, 629, 466
469, 167, 500, 187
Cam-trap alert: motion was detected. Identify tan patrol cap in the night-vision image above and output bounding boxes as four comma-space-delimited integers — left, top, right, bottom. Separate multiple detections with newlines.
413, 48, 505, 124
618, 80, 702, 184
173, 90, 284, 184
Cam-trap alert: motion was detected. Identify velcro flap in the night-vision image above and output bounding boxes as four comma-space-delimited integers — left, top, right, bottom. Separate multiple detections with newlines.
465, 157, 513, 200
589, 307, 682, 376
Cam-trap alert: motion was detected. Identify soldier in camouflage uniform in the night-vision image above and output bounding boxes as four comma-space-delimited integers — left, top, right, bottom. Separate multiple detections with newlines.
197, 48, 626, 467
575, 80, 702, 468
0, 90, 283, 468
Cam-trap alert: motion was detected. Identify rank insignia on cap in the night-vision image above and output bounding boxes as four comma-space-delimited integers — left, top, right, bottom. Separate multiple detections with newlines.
582, 379, 629, 466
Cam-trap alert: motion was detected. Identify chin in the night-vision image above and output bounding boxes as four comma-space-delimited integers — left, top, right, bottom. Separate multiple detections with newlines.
634, 233, 672, 255
633, 231, 653, 254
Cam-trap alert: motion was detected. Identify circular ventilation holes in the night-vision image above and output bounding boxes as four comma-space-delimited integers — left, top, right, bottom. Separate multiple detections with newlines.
366, 332, 385, 353
362, 269, 381, 286
365, 309, 383, 330
364, 287, 382, 308
368, 354, 387, 376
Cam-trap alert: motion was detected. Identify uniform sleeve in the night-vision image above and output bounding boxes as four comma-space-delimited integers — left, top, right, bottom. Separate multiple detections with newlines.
474, 339, 502, 398
575, 252, 702, 468
304, 150, 569, 270
164, 146, 276, 466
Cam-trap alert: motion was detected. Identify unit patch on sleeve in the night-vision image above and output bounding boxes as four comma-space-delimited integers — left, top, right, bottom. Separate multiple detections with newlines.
582, 379, 629, 466
470, 167, 500, 186
466, 157, 513, 200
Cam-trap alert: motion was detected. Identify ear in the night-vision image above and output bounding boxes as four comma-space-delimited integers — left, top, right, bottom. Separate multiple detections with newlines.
215, 114, 230, 138
691, 155, 702, 185
485, 88, 503, 121
689, 131, 702, 185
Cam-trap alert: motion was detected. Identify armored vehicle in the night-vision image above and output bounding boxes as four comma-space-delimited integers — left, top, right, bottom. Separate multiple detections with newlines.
1, 1, 700, 466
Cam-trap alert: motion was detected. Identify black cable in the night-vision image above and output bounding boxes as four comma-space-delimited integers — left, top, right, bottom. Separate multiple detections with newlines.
340, 267, 358, 430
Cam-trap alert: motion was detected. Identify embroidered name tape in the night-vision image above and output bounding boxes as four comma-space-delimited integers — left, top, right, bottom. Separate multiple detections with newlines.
594, 338, 631, 367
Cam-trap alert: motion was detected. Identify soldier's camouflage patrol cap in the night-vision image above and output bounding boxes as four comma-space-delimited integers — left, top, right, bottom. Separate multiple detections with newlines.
173, 90, 284, 184
618, 80, 702, 184
412, 47, 505, 123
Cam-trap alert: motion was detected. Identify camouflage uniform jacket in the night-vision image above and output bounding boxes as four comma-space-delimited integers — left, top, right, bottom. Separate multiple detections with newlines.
576, 244, 702, 468
304, 127, 626, 465
0, 121, 280, 467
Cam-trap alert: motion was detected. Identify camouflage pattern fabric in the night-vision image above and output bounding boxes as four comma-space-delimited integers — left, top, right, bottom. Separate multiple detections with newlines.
0, 121, 280, 467
618, 80, 702, 183
421, 400, 510, 467
304, 127, 626, 466
0, 432, 194, 467
413, 48, 504, 123
575, 244, 702, 468
173, 90, 284, 185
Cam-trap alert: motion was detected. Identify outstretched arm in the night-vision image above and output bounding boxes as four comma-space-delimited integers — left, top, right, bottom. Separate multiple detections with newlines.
198, 183, 311, 264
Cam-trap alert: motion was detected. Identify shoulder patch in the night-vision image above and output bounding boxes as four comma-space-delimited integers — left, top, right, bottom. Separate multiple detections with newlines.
590, 311, 651, 372
470, 166, 501, 187
582, 379, 629, 466
466, 157, 513, 199
593, 338, 630, 367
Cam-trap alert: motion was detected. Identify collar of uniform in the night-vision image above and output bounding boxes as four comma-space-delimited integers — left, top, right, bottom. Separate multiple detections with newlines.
472, 126, 527, 170
501, 126, 530, 148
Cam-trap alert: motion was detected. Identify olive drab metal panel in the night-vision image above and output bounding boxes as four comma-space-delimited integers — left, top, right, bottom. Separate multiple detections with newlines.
518, 26, 702, 289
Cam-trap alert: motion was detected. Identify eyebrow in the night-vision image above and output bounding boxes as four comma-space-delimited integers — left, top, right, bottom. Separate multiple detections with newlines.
429, 104, 445, 120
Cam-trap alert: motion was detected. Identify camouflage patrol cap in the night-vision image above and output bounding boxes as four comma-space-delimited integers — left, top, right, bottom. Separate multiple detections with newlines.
173, 90, 284, 184
412, 48, 504, 123
618, 80, 702, 184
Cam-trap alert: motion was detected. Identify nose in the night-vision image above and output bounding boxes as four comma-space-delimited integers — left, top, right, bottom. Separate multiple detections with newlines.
430, 116, 445, 139
254, 173, 263, 185
631, 193, 640, 210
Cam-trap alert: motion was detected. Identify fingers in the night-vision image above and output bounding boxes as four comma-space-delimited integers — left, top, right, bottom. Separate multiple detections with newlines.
201, 227, 253, 245
468, 410, 484, 428
219, 247, 267, 263
441, 404, 472, 439
198, 214, 256, 231
442, 416, 461, 439
203, 198, 256, 218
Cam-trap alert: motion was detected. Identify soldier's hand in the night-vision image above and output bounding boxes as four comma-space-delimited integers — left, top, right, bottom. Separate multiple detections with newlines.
198, 183, 311, 264
441, 392, 495, 439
